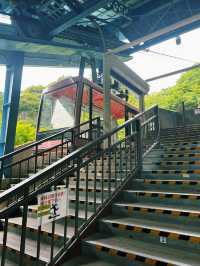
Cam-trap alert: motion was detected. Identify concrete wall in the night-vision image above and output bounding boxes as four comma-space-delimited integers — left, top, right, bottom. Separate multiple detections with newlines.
159, 108, 200, 129
184, 109, 200, 125
159, 108, 181, 129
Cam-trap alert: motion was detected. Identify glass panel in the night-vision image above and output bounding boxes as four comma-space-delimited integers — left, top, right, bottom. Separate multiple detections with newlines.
39, 84, 77, 132
80, 83, 126, 134
80, 85, 90, 123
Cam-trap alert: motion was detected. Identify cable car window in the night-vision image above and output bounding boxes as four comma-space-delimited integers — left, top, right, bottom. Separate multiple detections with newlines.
39, 85, 77, 132
80, 85, 90, 123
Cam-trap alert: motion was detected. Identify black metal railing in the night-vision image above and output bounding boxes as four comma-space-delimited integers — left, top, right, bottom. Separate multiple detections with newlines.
0, 117, 101, 189
0, 105, 159, 266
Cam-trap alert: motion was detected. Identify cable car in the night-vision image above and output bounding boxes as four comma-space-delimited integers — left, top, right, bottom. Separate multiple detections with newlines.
36, 76, 138, 146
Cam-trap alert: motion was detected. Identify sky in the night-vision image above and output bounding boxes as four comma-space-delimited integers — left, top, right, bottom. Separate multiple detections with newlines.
0, 27, 199, 94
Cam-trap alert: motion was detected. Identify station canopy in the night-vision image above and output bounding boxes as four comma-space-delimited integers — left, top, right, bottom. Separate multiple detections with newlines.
0, 0, 200, 66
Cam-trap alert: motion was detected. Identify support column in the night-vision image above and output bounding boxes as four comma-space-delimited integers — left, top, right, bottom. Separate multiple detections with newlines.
75, 56, 86, 126
103, 53, 111, 132
0, 52, 24, 156
139, 94, 145, 112
88, 58, 96, 140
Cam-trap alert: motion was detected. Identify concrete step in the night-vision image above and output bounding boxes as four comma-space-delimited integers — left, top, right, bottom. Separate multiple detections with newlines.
147, 153, 200, 161
27, 193, 104, 213
5, 216, 73, 247
160, 140, 200, 148
140, 179, 200, 185
162, 146, 200, 153
163, 149, 200, 155
114, 201, 200, 218
144, 161, 200, 170
142, 169, 200, 179
27, 205, 93, 218
113, 202, 200, 227
0, 231, 58, 264
123, 190, 200, 208
160, 137, 200, 144
160, 133, 200, 140
133, 178, 200, 192
70, 176, 125, 183
63, 255, 122, 266
100, 216, 200, 251
84, 235, 200, 266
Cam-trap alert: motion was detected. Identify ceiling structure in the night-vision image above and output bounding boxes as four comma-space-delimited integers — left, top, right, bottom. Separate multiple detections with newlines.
0, 0, 200, 66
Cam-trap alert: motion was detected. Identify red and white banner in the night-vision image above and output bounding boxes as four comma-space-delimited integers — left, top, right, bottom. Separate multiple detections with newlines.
37, 189, 68, 226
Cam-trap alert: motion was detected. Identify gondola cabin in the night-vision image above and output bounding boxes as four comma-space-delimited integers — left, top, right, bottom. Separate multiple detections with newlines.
36, 77, 138, 149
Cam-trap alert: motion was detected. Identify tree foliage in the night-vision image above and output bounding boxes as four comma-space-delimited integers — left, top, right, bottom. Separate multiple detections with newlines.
19, 85, 45, 121
144, 67, 200, 110
15, 120, 35, 146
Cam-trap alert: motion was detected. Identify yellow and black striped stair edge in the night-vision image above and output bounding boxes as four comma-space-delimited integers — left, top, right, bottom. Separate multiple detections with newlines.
148, 169, 200, 174
162, 154, 200, 158
70, 187, 113, 192
132, 191, 200, 200
155, 161, 200, 166
95, 244, 174, 266
163, 147, 200, 152
161, 141, 200, 147
124, 205, 200, 218
110, 222, 200, 244
71, 177, 120, 182
0, 245, 43, 263
143, 180, 200, 185
7, 221, 61, 240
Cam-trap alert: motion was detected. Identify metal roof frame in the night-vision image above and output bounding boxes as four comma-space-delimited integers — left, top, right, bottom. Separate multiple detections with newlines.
0, 0, 199, 64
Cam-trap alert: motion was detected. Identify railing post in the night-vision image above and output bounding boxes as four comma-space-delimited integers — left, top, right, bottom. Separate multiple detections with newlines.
1, 217, 8, 266
108, 135, 111, 197
75, 155, 80, 237
19, 190, 29, 266
96, 117, 101, 151
182, 101, 185, 127
97, 117, 101, 138
154, 105, 160, 141
89, 118, 93, 141
61, 133, 64, 158
71, 129, 75, 152
136, 119, 142, 177
34, 144, 38, 173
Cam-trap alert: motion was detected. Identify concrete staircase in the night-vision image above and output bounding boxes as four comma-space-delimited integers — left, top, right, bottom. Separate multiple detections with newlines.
0, 147, 131, 265
64, 127, 200, 266
1, 125, 200, 265
0, 144, 70, 191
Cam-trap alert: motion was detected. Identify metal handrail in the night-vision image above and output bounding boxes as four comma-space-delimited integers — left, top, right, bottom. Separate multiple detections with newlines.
0, 117, 100, 161
0, 105, 158, 210
0, 105, 159, 266
0, 116, 101, 190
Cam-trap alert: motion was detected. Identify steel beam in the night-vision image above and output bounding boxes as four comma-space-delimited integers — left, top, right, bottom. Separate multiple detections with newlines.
0, 52, 24, 156
145, 64, 200, 82
75, 56, 86, 127
49, 0, 110, 37
111, 13, 200, 54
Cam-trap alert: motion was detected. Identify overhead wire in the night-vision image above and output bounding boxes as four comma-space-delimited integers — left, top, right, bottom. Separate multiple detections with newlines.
141, 48, 200, 64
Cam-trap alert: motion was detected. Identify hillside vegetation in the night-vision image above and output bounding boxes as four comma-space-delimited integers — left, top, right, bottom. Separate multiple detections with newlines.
0, 67, 199, 146
144, 67, 200, 110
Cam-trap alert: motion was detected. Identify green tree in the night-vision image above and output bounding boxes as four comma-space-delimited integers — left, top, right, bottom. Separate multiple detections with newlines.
15, 120, 35, 146
145, 67, 200, 110
19, 85, 45, 122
